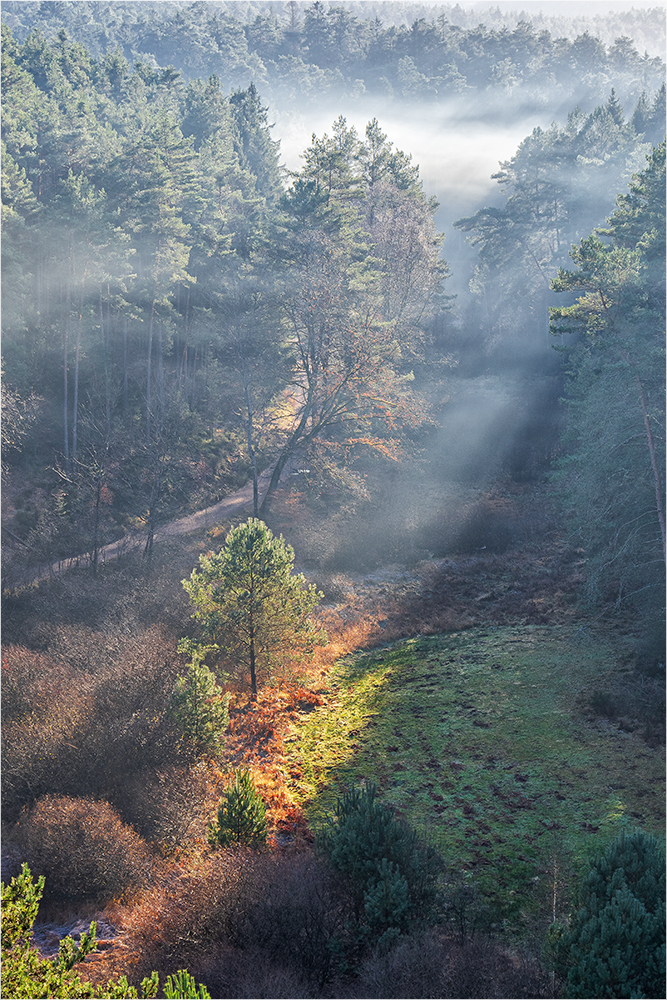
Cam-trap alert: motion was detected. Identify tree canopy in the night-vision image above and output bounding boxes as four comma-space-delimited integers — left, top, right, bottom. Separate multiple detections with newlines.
550, 829, 666, 999
550, 143, 665, 630
182, 518, 326, 695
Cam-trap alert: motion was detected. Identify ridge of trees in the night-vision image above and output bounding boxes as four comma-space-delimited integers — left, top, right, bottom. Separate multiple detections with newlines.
2, 1, 664, 110
453, 85, 665, 360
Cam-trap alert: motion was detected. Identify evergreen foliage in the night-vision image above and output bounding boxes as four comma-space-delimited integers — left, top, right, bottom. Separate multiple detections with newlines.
4, 2, 663, 111
548, 829, 666, 999
0, 864, 210, 999
550, 143, 666, 629
207, 768, 268, 849
170, 641, 229, 754
453, 100, 655, 357
320, 783, 442, 945
182, 518, 326, 694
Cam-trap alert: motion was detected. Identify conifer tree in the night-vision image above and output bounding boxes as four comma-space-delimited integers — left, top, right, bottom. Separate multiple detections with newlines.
549, 829, 665, 999
170, 642, 229, 754
207, 769, 268, 848
182, 519, 325, 695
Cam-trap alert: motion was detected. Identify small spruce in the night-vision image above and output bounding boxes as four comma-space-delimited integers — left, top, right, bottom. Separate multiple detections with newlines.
548, 828, 666, 999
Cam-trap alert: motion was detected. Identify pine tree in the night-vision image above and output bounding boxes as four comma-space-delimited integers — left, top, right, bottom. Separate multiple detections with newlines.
550, 829, 665, 999
606, 87, 625, 126
207, 769, 268, 848
1, 865, 211, 998
320, 783, 442, 941
228, 82, 282, 203
182, 519, 326, 695
170, 642, 229, 754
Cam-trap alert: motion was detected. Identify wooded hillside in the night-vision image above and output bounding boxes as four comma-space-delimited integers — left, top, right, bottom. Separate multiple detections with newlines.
1, 5, 665, 999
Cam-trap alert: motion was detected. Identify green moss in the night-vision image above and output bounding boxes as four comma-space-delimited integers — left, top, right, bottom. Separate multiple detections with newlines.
284, 626, 665, 929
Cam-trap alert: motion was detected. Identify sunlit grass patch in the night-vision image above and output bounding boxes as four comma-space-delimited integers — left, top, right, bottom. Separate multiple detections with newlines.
284, 625, 665, 927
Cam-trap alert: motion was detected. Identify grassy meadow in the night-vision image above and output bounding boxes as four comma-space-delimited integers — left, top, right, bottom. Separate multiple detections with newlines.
284, 624, 665, 933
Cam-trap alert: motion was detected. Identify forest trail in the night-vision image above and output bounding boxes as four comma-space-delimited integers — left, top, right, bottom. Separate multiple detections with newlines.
32, 462, 294, 585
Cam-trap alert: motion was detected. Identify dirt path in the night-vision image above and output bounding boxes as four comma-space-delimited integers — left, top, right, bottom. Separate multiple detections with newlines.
32, 463, 292, 585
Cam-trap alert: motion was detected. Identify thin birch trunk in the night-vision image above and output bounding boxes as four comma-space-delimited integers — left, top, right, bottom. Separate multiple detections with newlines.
63, 322, 70, 473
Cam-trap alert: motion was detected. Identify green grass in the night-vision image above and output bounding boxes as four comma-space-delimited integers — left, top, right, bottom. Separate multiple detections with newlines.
284, 625, 664, 929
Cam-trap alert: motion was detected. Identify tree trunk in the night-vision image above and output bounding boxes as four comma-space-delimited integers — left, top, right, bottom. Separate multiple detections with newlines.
249, 630, 258, 697
259, 391, 314, 516
157, 320, 164, 425
620, 351, 666, 566
72, 293, 82, 461
123, 313, 129, 413
63, 323, 70, 474
241, 357, 259, 517
101, 289, 112, 438
635, 372, 666, 565
146, 297, 156, 444
92, 469, 101, 575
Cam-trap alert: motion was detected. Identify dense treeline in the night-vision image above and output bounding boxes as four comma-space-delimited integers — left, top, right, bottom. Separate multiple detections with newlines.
3, 0, 665, 109
1, 22, 445, 572
551, 141, 666, 656
454, 85, 665, 360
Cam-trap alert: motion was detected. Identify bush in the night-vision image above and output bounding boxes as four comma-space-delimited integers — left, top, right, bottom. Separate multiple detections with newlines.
10, 796, 154, 903
1, 628, 185, 825
207, 770, 268, 849
116, 849, 278, 976
354, 931, 552, 998
320, 783, 442, 943
110, 761, 221, 848
0, 646, 75, 722
243, 851, 350, 989
170, 643, 229, 754
0, 864, 211, 999
548, 828, 666, 998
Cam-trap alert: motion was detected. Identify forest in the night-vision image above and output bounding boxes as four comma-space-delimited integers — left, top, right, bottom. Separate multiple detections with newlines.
1, 2, 665, 999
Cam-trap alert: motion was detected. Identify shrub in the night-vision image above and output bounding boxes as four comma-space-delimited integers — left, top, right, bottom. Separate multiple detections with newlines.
0, 646, 75, 722
243, 851, 350, 988
320, 783, 442, 942
548, 828, 666, 999
1, 628, 185, 825
10, 796, 154, 903
110, 761, 221, 848
170, 643, 229, 754
0, 864, 210, 999
355, 932, 552, 999
114, 849, 277, 974
207, 770, 268, 849
352, 930, 448, 998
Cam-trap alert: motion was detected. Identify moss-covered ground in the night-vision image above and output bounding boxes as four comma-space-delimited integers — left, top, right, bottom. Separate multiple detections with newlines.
283, 624, 664, 929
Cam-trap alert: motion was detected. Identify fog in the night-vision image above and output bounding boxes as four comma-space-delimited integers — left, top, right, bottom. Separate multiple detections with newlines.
275, 98, 541, 211
267, 84, 583, 547
3, 1, 662, 579
272, 94, 553, 298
